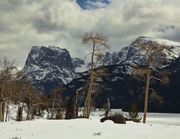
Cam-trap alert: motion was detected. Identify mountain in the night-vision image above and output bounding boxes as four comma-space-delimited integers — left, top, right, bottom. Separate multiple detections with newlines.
76, 0, 111, 10
72, 57, 87, 72
22, 37, 180, 112
23, 46, 84, 93
62, 37, 180, 112
104, 36, 180, 66
23, 37, 180, 93
63, 56, 180, 112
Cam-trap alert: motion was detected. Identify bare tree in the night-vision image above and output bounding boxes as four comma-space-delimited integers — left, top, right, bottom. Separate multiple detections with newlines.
132, 41, 174, 123
82, 32, 109, 118
23, 84, 47, 120
49, 87, 64, 119
0, 58, 17, 122
0, 58, 50, 121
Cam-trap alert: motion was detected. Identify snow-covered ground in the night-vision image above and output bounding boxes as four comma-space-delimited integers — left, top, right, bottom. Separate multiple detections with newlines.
0, 111, 180, 139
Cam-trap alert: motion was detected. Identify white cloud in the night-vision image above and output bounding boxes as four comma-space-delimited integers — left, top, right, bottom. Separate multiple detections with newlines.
0, 0, 180, 67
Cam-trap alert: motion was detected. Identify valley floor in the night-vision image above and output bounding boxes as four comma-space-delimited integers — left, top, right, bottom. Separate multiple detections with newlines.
0, 112, 180, 139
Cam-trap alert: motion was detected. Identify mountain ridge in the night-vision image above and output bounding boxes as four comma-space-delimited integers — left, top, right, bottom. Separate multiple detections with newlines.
23, 37, 180, 94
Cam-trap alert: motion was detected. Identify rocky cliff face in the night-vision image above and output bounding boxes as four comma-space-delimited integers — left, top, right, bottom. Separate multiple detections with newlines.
23, 46, 84, 92
104, 36, 180, 66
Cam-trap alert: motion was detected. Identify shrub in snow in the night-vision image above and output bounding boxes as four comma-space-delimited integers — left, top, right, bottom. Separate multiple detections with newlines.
65, 97, 75, 119
102, 98, 110, 117
100, 113, 126, 124
126, 102, 142, 123
55, 109, 64, 119
16, 106, 23, 121
93, 132, 102, 136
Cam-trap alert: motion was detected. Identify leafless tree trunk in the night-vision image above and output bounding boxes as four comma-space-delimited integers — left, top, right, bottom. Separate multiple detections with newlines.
49, 87, 64, 119
0, 102, 3, 121
5, 100, 10, 122
105, 98, 110, 117
132, 41, 174, 123
82, 32, 109, 118
83, 42, 95, 118
143, 68, 151, 123
0, 58, 17, 122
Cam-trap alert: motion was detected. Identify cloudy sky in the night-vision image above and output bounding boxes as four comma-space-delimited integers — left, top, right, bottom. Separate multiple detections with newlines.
0, 0, 180, 68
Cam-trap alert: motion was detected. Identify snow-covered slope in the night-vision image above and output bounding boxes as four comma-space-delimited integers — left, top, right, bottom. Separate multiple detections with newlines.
0, 112, 180, 139
72, 57, 87, 72
23, 46, 84, 92
143, 37, 180, 48
104, 36, 180, 66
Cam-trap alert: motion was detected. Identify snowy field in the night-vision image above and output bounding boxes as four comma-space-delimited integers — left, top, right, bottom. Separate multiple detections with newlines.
0, 111, 180, 139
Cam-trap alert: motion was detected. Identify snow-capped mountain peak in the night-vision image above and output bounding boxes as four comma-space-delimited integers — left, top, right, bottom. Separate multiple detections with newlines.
104, 36, 180, 66
140, 36, 180, 47
23, 46, 85, 92
22, 37, 180, 93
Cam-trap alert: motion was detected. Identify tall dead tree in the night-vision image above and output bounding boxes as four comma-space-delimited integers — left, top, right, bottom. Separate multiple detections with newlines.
82, 32, 109, 118
132, 41, 174, 123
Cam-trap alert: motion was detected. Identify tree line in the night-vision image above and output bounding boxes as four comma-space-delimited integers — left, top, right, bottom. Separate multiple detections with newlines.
0, 58, 65, 121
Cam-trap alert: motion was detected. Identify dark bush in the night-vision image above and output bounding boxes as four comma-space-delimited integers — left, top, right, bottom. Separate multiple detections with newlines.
55, 109, 64, 119
16, 106, 23, 121
100, 113, 126, 124
126, 102, 142, 123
